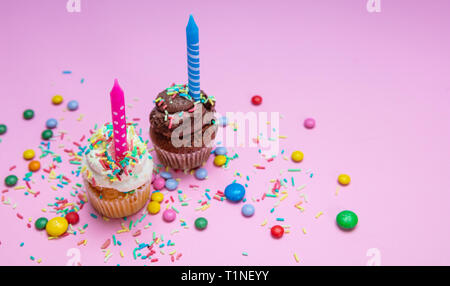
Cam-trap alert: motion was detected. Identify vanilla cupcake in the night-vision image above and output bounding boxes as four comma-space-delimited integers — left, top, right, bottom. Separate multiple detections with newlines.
82, 122, 153, 218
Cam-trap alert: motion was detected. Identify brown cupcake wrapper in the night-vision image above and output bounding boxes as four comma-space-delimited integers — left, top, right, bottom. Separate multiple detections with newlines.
154, 145, 213, 170
84, 179, 151, 218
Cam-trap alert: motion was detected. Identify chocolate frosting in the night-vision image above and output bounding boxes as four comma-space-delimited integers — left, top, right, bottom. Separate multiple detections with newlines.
149, 85, 217, 152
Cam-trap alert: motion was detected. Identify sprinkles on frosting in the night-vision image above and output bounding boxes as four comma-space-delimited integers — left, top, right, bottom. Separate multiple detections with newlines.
82, 122, 149, 185
154, 84, 216, 128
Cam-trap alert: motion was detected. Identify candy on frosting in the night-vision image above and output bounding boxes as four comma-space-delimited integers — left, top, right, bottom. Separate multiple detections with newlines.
82, 122, 153, 193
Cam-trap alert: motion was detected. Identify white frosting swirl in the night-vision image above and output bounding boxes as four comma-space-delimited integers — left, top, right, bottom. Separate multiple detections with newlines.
82, 123, 153, 193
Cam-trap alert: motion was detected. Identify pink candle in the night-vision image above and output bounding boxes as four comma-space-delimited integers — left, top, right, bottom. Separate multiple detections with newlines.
110, 79, 128, 160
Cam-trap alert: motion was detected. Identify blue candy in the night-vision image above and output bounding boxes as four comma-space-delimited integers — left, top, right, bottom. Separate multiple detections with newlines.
214, 147, 227, 156
165, 178, 178, 191
160, 171, 172, 180
67, 100, 79, 111
241, 204, 255, 217
219, 116, 228, 127
224, 182, 245, 202
194, 168, 208, 180
45, 118, 58, 129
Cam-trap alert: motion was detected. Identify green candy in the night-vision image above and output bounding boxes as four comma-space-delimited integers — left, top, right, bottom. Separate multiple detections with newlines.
0, 124, 6, 135
194, 217, 208, 230
336, 210, 358, 230
35, 217, 48, 230
41, 129, 53, 140
23, 109, 34, 120
5, 175, 18, 187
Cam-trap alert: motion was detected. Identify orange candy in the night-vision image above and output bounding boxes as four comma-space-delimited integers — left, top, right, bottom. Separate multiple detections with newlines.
28, 160, 41, 172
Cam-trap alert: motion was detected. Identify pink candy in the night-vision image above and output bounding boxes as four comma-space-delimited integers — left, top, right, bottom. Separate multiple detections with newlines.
162, 209, 176, 222
152, 176, 165, 190
304, 118, 316, 129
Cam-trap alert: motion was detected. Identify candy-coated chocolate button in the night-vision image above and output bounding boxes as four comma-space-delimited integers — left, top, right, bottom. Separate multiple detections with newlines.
251, 95, 262, 106
0, 124, 6, 135
23, 149, 35, 160
159, 172, 172, 180
194, 217, 208, 230
241, 204, 255, 217
214, 147, 227, 156
224, 182, 245, 202
150, 192, 164, 203
34, 217, 48, 230
214, 155, 227, 167
338, 174, 351, 186
194, 168, 208, 180
147, 201, 161, 214
219, 116, 228, 127
67, 100, 79, 111
162, 209, 176, 222
46, 118, 58, 129
271, 225, 284, 238
5, 175, 18, 187
52, 95, 64, 105
291, 151, 304, 162
152, 177, 165, 190
28, 160, 41, 172
65, 212, 79, 225
23, 109, 34, 120
165, 179, 178, 191
46, 217, 68, 237
41, 129, 53, 140
336, 210, 358, 230
304, 118, 316, 129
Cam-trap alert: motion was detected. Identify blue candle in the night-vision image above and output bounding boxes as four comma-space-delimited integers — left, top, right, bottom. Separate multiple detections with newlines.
186, 15, 200, 101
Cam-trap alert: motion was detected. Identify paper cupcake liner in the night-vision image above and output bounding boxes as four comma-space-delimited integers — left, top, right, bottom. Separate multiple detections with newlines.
154, 145, 213, 170
85, 179, 151, 218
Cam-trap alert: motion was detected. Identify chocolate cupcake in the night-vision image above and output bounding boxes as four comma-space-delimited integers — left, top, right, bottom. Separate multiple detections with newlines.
149, 84, 217, 170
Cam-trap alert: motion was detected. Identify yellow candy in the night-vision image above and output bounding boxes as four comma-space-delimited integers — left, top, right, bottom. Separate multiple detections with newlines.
52, 95, 64, 105
23, 149, 35, 160
151, 192, 164, 203
214, 155, 227, 167
147, 201, 161, 214
291, 151, 304, 162
46, 217, 68, 237
338, 174, 351, 186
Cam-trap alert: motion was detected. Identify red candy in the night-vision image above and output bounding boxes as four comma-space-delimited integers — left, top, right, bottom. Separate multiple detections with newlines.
251, 95, 262, 106
271, 225, 284, 238
65, 212, 80, 225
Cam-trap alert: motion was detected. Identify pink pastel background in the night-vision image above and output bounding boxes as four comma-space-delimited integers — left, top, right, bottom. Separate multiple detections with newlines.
1, 0, 450, 266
